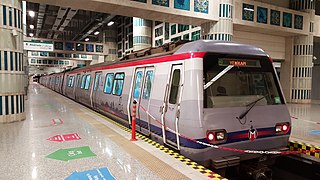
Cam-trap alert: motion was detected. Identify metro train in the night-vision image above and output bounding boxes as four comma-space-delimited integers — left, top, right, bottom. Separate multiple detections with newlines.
40, 40, 291, 176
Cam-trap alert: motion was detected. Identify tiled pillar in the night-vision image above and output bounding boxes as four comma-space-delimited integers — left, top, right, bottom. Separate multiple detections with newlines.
201, 0, 233, 41
103, 26, 117, 61
290, 0, 315, 103
0, 0, 26, 123
133, 17, 152, 51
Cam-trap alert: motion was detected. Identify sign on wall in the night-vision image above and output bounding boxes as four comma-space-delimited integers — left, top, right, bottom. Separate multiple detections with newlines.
24, 40, 54, 51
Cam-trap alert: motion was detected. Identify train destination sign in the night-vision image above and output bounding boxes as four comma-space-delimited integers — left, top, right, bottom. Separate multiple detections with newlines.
65, 168, 115, 180
46, 146, 96, 161
218, 59, 261, 67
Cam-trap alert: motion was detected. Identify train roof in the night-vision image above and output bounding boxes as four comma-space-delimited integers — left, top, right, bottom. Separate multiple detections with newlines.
174, 40, 268, 57
67, 40, 269, 73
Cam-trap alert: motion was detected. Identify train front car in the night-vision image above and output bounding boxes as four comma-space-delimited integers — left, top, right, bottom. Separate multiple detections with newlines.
176, 41, 291, 176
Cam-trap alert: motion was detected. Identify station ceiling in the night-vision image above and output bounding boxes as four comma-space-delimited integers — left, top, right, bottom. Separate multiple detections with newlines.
25, 1, 320, 43
26, 2, 118, 42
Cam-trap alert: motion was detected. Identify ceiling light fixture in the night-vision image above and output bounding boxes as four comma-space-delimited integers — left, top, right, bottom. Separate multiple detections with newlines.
85, 38, 89, 42
107, 21, 114, 26
29, 33, 34, 37
94, 31, 100, 35
29, 11, 35, 17
77, 44, 81, 47
30, 25, 34, 29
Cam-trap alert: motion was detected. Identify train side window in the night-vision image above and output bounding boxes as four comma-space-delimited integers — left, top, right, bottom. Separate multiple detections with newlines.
70, 76, 75, 87
133, 71, 143, 98
112, 73, 125, 96
93, 73, 101, 91
76, 74, 81, 88
104, 73, 114, 94
84, 75, 91, 90
143, 70, 154, 100
80, 75, 86, 89
169, 69, 180, 104
68, 76, 72, 87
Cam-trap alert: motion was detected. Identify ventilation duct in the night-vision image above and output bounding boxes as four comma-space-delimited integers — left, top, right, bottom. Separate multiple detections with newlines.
35, 4, 46, 37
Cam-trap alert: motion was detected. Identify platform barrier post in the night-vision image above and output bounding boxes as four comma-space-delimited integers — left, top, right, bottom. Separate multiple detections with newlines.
130, 100, 137, 141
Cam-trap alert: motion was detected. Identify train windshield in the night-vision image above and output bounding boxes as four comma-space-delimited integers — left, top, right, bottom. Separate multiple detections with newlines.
204, 54, 284, 108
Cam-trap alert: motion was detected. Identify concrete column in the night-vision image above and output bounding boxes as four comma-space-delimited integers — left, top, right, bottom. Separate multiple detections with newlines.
290, 0, 315, 103
133, 17, 152, 51
103, 25, 117, 61
0, 0, 26, 123
281, 37, 294, 102
292, 35, 313, 103
201, 0, 233, 41
312, 42, 320, 102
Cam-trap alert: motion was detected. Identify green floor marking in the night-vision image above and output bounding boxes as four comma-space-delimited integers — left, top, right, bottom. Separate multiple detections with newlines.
46, 146, 96, 161
53, 119, 62, 124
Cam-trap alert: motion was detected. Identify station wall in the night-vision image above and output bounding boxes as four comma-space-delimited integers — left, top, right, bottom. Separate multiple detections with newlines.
233, 30, 286, 60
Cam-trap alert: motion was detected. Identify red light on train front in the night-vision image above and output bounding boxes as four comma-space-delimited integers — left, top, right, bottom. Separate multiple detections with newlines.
282, 124, 288, 132
206, 130, 227, 144
275, 122, 290, 134
207, 132, 215, 141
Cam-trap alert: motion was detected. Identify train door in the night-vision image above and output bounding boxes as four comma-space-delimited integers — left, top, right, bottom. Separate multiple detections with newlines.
91, 72, 102, 109
130, 67, 154, 135
63, 75, 69, 95
60, 74, 65, 94
162, 64, 183, 150
74, 74, 81, 100
48, 77, 51, 87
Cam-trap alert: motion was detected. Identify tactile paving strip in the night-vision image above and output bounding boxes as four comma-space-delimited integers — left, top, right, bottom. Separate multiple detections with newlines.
288, 140, 320, 158
85, 107, 227, 180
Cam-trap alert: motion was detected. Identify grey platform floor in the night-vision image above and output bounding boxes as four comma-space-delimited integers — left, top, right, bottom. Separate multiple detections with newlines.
0, 83, 208, 180
289, 103, 320, 147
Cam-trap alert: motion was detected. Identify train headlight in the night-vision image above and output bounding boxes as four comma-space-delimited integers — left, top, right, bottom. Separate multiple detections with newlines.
216, 132, 225, 140
275, 122, 290, 134
206, 129, 227, 144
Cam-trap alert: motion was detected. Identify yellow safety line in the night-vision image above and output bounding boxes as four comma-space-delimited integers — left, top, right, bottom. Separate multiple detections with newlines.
288, 140, 320, 158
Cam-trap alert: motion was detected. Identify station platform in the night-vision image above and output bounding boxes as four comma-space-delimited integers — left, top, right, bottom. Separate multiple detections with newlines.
289, 103, 320, 147
0, 83, 217, 180
1, 83, 320, 180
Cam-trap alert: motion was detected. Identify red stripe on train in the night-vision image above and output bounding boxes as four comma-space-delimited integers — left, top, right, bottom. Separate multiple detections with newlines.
68, 52, 206, 74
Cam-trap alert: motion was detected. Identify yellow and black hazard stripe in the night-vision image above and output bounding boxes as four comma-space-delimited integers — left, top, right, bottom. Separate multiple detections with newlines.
288, 140, 320, 158
85, 107, 226, 180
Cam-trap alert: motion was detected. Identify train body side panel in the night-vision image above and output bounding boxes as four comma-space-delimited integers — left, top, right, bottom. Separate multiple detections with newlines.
178, 58, 204, 139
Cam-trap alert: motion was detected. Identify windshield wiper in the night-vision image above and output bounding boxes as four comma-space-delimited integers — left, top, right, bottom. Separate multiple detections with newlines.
237, 96, 266, 120
204, 65, 234, 90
